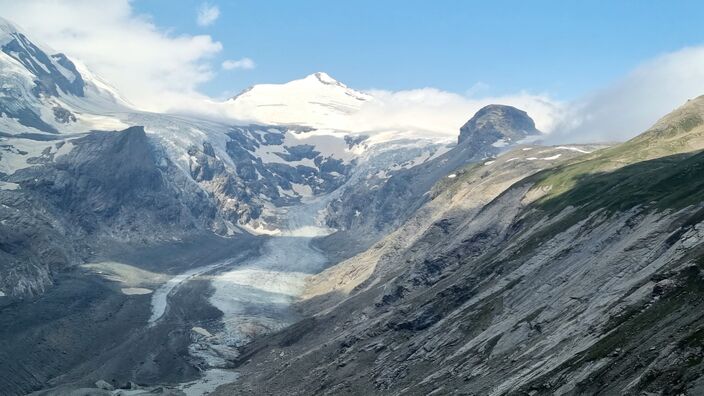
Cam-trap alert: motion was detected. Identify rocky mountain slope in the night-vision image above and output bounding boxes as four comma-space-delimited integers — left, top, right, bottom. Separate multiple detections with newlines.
0, 20, 452, 301
214, 96, 704, 395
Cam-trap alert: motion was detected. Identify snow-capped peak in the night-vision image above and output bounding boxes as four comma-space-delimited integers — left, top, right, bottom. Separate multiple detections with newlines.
223, 71, 373, 129
306, 71, 342, 86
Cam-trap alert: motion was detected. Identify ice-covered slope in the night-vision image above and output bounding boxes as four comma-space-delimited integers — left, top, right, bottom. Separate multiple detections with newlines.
0, 17, 127, 135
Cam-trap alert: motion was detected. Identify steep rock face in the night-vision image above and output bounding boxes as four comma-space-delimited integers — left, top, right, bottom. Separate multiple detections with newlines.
458, 104, 540, 145
137, 119, 358, 230
303, 145, 599, 309
214, 98, 704, 396
0, 192, 75, 298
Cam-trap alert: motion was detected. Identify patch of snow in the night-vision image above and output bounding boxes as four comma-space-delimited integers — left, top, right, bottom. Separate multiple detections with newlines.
277, 185, 296, 198
484, 160, 495, 166
0, 181, 19, 190
239, 222, 282, 236
291, 183, 313, 197
447, 174, 457, 178
121, 287, 153, 295
516, 134, 543, 145
54, 141, 74, 158
492, 138, 509, 148
0, 137, 53, 174
541, 154, 562, 160
192, 326, 214, 338
556, 146, 591, 154
73, 112, 129, 131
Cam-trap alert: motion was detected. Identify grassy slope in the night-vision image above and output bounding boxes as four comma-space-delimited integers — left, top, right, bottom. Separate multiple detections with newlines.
509, 97, 704, 394
533, 96, 704, 209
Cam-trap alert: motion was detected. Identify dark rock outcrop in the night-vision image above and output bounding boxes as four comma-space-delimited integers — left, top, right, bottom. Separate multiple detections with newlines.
458, 104, 540, 144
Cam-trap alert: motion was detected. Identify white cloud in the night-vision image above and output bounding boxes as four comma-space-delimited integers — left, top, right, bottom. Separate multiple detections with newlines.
549, 46, 704, 144
197, 2, 220, 27
0, 0, 222, 112
222, 58, 255, 70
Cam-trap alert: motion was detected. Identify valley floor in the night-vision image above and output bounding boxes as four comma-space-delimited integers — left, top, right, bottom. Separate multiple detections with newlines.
8, 198, 339, 396
0, 234, 265, 395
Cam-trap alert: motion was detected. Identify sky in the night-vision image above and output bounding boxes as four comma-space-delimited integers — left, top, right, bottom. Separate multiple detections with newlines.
2, 1, 704, 142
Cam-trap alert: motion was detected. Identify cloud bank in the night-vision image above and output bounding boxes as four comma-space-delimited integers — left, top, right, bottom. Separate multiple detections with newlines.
549, 46, 704, 143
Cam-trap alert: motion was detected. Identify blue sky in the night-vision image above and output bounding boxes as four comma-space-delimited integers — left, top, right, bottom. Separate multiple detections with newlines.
133, 0, 704, 99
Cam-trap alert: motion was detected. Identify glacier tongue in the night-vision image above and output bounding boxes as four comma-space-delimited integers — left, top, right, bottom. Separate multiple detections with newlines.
209, 195, 333, 346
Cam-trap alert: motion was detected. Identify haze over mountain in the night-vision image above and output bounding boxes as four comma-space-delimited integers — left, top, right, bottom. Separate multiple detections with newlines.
2, 7, 704, 396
